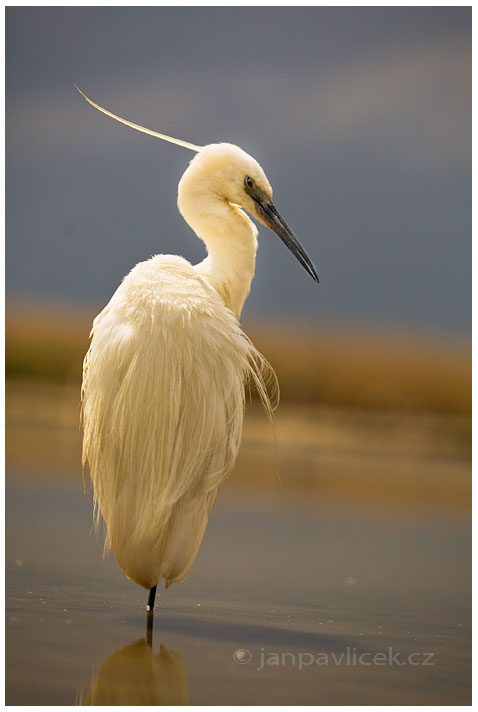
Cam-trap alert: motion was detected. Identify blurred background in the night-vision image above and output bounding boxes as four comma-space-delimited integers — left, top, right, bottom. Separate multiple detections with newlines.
6, 6, 471, 706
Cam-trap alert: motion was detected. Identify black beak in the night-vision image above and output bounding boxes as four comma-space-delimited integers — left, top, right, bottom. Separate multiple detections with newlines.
255, 199, 319, 283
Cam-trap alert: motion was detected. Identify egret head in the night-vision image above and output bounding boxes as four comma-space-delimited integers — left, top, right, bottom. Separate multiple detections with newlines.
184, 143, 319, 283
75, 87, 319, 282
186, 143, 272, 215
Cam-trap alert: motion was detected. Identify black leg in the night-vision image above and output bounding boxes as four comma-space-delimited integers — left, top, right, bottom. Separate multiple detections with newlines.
146, 584, 157, 647
146, 584, 157, 612
146, 608, 154, 647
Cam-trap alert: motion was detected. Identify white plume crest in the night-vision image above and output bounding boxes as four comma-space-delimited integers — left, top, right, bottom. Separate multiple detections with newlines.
75, 85, 202, 152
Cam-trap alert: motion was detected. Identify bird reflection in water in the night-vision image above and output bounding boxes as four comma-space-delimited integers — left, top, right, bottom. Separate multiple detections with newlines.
79, 614, 189, 705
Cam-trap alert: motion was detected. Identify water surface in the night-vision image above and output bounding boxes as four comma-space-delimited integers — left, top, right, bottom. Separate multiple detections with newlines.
6, 473, 470, 705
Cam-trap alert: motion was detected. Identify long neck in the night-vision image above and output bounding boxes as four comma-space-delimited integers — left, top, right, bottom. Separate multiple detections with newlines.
178, 178, 258, 318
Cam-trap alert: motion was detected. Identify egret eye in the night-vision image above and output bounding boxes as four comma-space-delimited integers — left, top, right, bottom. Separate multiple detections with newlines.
244, 176, 255, 190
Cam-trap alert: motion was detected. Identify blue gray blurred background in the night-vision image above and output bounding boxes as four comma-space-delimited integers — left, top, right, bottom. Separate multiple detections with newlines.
6, 6, 471, 338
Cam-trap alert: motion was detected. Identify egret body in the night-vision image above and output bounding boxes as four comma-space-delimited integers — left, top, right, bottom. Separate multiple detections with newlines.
78, 88, 318, 609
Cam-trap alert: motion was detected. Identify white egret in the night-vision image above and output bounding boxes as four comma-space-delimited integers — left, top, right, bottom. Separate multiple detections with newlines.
78, 87, 318, 613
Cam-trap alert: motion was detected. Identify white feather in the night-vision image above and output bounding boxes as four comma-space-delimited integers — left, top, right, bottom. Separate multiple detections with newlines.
75, 86, 202, 152
82, 255, 277, 588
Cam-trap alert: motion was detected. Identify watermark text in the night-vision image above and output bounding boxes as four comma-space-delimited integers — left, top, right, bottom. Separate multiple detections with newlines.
233, 647, 435, 670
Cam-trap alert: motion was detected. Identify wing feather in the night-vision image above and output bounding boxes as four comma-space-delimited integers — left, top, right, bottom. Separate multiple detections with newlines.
81, 255, 277, 588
